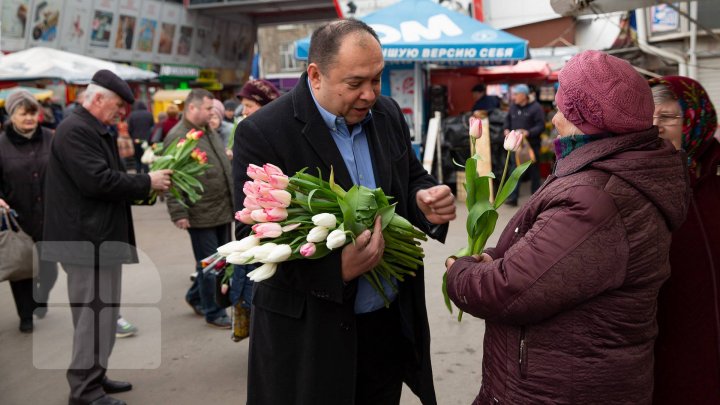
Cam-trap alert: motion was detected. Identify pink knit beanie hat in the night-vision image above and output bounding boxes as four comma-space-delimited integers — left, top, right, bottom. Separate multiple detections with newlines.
211, 99, 225, 121
556, 50, 654, 135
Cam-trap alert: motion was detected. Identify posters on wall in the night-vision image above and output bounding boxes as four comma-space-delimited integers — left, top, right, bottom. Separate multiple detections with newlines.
192, 16, 213, 63
112, 0, 141, 61
86, 0, 116, 59
135, 0, 162, 62
225, 17, 256, 77
90, 11, 114, 48
29, 0, 63, 47
390, 69, 417, 137
59, 0, 93, 53
1, 0, 31, 51
208, 19, 228, 66
158, 3, 181, 61
174, 10, 195, 64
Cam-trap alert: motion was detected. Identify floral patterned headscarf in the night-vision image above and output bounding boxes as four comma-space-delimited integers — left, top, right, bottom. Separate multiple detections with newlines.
649, 76, 718, 166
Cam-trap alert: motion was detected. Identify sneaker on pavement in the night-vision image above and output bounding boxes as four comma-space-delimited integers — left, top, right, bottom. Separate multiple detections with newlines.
206, 315, 232, 329
116, 317, 138, 338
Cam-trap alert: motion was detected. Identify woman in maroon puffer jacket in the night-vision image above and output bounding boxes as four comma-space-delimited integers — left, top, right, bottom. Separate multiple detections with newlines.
445, 51, 690, 404
650, 76, 720, 405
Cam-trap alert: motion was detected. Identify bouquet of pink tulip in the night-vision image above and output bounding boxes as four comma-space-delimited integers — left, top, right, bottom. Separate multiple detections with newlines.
216, 163, 427, 306
442, 117, 532, 320
146, 129, 210, 207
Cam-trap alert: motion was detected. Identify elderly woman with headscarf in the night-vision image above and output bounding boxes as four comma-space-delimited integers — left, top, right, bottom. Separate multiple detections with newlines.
444, 50, 690, 404
237, 79, 280, 118
0, 89, 58, 333
649, 76, 720, 405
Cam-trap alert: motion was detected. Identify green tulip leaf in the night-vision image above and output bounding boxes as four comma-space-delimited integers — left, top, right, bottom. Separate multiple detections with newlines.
494, 161, 533, 209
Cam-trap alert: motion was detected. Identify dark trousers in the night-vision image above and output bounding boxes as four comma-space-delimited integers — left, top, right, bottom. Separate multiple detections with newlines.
63, 263, 122, 405
10, 278, 35, 321
36, 259, 59, 306
9, 260, 57, 320
355, 302, 405, 405
187, 224, 232, 321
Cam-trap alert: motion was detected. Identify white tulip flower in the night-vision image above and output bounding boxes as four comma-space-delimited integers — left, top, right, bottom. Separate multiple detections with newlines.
217, 235, 260, 256
225, 250, 255, 265
306, 226, 329, 243
311, 213, 337, 229
251, 243, 278, 262
325, 229, 347, 249
247, 263, 278, 282
262, 244, 293, 263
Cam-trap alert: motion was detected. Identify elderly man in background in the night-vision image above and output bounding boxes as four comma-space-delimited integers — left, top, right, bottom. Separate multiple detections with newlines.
42, 69, 172, 405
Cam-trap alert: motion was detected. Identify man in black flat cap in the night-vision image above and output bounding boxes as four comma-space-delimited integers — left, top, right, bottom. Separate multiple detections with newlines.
42, 69, 172, 405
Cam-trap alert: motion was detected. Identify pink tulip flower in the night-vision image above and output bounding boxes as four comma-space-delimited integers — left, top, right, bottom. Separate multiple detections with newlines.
247, 164, 270, 182
263, 163, 284, 177
257, 189, 292, 208
252, 222, 283, 238
504, 130, 524, 152
243, 195, 261, 210
235, 208, 255, 224
251, 207, 288, 223
469, 117, 482, 139
299, 242, 316, 257
268, 174, 290, 190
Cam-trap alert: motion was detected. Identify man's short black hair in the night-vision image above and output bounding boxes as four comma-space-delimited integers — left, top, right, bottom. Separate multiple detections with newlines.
186, 88, 213, 106
308, 19, 380, 72
472, 84, 486, 93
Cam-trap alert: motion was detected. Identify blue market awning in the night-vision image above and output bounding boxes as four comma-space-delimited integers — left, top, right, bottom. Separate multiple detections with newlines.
295, 0, 527, 64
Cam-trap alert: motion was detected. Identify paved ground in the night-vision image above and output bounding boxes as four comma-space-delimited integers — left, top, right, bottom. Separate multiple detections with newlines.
0, 185, 526, 405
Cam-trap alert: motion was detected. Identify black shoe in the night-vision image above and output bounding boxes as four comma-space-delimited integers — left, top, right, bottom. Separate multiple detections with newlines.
506, 200, 518, 207
19, 318, 33, 333
101, 377, 132, 394
88, 395, 126, 405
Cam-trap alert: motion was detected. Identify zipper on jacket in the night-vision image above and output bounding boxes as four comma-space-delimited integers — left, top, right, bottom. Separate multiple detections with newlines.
519, 326, 528, 379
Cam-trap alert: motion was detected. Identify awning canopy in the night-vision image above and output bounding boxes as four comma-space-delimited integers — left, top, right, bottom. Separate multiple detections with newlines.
0, 47, 157, 84
295, 0, 527, 65
476, 60, 552, 82
0, 86, 53, 108
152, 89, 191, 104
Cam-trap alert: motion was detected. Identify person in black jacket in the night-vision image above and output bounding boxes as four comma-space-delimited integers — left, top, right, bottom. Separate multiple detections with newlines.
42, 70, 172, 405
0, 89, 57, 333
503, 84, 546, 205
233, 19, 455, 405
126, 101, 155, 173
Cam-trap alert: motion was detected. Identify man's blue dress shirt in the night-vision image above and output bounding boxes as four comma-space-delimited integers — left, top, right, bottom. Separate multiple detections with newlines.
308, 81, 396, 313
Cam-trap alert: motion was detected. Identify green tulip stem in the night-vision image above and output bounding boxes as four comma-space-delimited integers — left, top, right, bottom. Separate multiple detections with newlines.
496, 150, 512, 201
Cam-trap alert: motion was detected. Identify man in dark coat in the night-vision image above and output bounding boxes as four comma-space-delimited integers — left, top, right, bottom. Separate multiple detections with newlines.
42, 69, 172, 405
126, 101, 155, 173
233, 20, 456, 405
164, 88, 234, 329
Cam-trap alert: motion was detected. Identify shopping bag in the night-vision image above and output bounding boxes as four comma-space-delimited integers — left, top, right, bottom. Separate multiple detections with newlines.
515, 137, 536, 166
0, 208, 35, 282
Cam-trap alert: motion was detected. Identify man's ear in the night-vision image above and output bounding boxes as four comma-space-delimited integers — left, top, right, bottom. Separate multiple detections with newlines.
307, 63, 321, 90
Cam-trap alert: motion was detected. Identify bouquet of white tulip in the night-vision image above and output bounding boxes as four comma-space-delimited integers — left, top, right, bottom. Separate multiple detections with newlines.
216, 163, 427, 306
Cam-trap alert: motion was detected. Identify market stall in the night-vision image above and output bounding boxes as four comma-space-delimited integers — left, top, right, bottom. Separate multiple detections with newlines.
294, 0, 528, 143
0, 86, 53, 108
